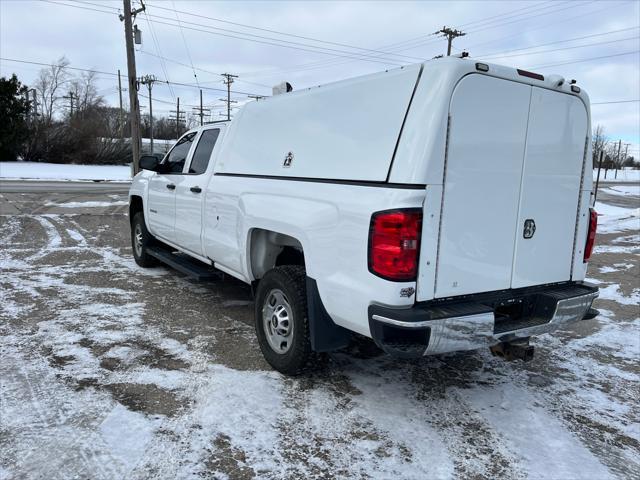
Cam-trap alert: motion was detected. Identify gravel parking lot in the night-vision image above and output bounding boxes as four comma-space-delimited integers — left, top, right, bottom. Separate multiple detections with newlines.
0, 184, 638, 479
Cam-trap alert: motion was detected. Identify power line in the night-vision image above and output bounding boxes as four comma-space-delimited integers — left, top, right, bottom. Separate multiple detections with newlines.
592, 99, 639, 105
71, 0, 425, 63
1, 57, 119, 77
142, 8, 176, 100
0, 57, 263, 96
169, 0, 199, 88
138, 49, 272, 89
147, 1, 427, 63
468, 1, 594, 35
239, 1, 561, 77
474, 26, 639, 58
48, 0, 413, 66
478, 35, 639, 60
361, 1, 559, 54
374, 0, 582, 55
235, 0, 597, 78
141, 16, 408, 66
461, 1, 631, 51
529, 50, 640, 69
457, 0, 558, 29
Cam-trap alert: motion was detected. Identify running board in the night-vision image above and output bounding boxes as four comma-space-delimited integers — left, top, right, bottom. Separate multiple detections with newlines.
147, 246, 223, 281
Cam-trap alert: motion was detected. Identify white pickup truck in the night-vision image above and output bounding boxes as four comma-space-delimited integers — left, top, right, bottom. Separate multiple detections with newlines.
129, 57, 599, 375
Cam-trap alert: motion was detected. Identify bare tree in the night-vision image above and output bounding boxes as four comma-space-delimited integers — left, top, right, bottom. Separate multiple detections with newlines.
70, 70, 103, 117
592, 125, 608, 169
34, 56, 70, 125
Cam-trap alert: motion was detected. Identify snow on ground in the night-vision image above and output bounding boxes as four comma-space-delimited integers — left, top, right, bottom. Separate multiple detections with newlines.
45, 200, 129, 208
600, 184, 640, 197
0, 190, 638, 479
0, 162, 131, 182
595, 201, 640, 234
593, 169, 640, 183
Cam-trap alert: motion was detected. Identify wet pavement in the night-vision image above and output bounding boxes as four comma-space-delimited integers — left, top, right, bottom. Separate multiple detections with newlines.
0, 185, 638, 479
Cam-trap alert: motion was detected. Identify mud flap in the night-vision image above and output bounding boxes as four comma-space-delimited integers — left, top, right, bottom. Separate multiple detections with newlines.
306, 277, 351, 352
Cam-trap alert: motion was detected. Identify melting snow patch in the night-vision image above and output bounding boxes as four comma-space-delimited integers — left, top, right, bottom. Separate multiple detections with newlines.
100, 404, 157, 474
0, 161, 131, 181
595, 201, 640, 234
459, 385, 614, 479
597, 283, 640, 305
46, 201, 128, 208
600, 184, 640, 196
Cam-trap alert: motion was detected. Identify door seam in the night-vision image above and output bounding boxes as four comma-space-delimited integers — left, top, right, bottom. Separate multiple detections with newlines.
569, 135, 590, 278
509, 86, 534, 288
432, 114, 452, 298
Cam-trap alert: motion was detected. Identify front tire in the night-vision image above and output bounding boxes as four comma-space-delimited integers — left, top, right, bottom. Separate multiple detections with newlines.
131, 211, 158, 268
255, 266, 313, 375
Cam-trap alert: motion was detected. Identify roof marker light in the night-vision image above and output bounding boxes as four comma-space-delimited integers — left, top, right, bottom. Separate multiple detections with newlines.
571, 85, 581, 93
476, 63, 489, 72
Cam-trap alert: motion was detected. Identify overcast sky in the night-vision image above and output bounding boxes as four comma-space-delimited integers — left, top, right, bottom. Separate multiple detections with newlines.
1, 0, 638, 156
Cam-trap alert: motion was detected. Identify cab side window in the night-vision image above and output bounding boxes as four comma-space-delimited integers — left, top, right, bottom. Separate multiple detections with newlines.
189, 129, 220, 175
163, 132, 196, 173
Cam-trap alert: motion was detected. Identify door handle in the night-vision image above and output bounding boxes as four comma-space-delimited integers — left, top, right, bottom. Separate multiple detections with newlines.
190, 186, 202, 193
166, 184, 176, 190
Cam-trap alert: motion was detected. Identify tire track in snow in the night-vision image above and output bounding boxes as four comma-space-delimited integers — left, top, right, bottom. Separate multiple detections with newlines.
26, 215, 62, 261
1, 341, 125, 480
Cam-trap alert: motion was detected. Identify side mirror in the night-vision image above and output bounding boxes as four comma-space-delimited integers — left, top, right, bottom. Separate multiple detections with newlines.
139, 155, 161, 171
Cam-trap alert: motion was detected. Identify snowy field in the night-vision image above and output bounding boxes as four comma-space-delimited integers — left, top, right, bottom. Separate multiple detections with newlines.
0, 188, 638, 479
0, 162, 131, 182
593, 168, 640, 183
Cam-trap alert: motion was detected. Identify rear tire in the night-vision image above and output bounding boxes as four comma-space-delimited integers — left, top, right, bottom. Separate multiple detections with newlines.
131, 211, 158, 268
255, 266, 313, 375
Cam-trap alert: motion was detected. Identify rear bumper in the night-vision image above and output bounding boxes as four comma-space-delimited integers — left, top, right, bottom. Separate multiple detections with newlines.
368, 282, 599, 358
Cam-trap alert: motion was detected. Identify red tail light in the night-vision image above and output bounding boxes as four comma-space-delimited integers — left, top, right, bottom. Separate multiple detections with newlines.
368, 209, 422, 281
584, 208, 597, 262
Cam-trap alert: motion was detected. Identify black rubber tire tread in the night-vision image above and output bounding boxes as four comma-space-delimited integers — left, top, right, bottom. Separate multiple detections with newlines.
255, 265, 315, 376
131, 211, 159, 268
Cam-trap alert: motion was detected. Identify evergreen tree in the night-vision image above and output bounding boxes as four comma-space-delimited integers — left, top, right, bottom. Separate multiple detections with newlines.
0, 74, 31, 161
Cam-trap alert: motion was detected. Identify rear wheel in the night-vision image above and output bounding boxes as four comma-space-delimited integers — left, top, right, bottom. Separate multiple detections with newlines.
131, 211, 158, 268
255, 266, 313, 375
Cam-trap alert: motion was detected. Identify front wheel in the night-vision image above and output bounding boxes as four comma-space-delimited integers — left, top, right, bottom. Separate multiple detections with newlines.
255, 266, 313, 375
131, 211, 158, 268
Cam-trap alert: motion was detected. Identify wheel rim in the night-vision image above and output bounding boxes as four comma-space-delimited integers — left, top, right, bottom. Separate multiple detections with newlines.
262, 289, 294, 354
134, 223, 143, 257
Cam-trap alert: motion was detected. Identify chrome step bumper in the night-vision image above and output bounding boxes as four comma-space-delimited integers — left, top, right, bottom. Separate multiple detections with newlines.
368, 282, 599, 358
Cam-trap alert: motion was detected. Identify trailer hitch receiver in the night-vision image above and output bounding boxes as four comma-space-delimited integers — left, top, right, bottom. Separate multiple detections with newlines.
490, 339, 534, 362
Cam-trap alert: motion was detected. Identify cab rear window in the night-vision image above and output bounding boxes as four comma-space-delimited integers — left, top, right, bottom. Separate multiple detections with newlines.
189, 129, 220, 175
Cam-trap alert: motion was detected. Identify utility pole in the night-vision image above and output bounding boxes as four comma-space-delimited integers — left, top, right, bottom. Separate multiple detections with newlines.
623, 143, 630, 164
248, 94, 265, 101
593, 150, 604, 204
25, 88, 38, 122
170, 97, 186, 139
435, 26, 466, 56
192, 89, 211, 126
219, 97, 237, 121
138, 74, 157, 154
118, 69, 124, 139
615, 139, 622, 179
221, 73, 238, 121
121, 0, 145, 175
63, 91, 75, 119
